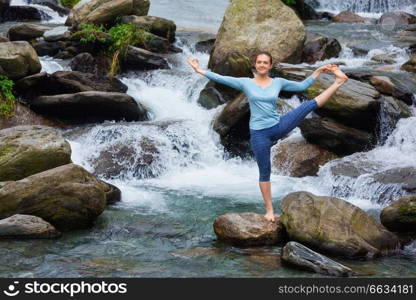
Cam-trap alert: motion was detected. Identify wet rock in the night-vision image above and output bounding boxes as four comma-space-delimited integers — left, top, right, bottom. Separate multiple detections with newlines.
120, 15, 176, 42
199, 51, 253, 109
282, 241, 354, 277
272, 136, 338, 177
377, 11, 416, 26
49, 71, 128, 94
208, 0, 305, 68
91, 137, 161, 179
332, 11, 367, 23
212, 93, 251, 157
0, 164, 107, 231
369, 76, 395, 95
0, 102, 69, 130
367, 167, 416, 203
302, 32, 341, 64
195, 38, 215, 54
99, 180, 121, 205
43, 26, 71, 42
286, 0, 320, 20
32, 40, 66, 57
120, 46, 170, 72
69, 53, 111, 75
0, 125, 71, 181
0, 6, 48, 22
299, 117, 376, 156
280, 191, 400, 258
401, 54, 416, 73
7, 24, 50, 41
30, 91, 147, 124
371, 55, 397, 64
213, 212, 286, 246
0, 41, 41, 80
0, 214, 61, 239
380, 195, 416, 233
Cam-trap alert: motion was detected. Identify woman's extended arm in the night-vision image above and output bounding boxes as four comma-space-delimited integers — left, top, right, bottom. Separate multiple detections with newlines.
280, 64, 337, 92
186, 57, 245, 91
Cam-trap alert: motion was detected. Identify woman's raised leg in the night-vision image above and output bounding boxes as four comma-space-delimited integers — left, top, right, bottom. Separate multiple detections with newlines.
315, 66, 348, 107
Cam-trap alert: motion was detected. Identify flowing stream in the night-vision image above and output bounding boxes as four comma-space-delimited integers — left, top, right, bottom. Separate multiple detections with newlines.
1, 0, 416, 277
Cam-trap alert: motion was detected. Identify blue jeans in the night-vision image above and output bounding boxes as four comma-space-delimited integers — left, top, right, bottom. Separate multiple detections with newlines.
249, 99, 319, 181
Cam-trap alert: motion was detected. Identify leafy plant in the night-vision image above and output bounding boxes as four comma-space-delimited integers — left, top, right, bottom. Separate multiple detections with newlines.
107, 24, 150, 75
60, 0, 81, 8
70, 24, 110, 44
0, 75, 16, 118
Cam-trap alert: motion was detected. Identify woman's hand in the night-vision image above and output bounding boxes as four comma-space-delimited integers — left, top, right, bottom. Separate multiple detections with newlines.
311, 64, 338, 79
187, 57, 204, 74
317, 64, 338, 73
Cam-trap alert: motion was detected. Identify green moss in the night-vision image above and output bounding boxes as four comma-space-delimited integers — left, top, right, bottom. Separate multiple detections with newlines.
0, 75, 16, 118
399, 204, 416, 217
60, 0, 80, 8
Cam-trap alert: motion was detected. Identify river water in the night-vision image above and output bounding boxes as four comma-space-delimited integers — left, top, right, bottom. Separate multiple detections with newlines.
1, 0, 416, 277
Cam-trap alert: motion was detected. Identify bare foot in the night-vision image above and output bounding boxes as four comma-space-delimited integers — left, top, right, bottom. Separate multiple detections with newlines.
330, 66, 349, 84
264, 212, 276, 222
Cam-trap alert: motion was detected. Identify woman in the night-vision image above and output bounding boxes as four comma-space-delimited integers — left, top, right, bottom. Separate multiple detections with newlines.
187, 52, 348, 222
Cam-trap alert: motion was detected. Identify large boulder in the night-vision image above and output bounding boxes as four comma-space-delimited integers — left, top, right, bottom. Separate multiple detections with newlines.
15, 71, 128, 100
0, 102, 69, 130
32, 40, 67, 57
281, 241, 354, 277
212, 93, 251, 157
305, 73, 380, 132
332, 11, 366, 23
377, 11, 416, 26
199, 51, 253, 109
0, 125, 71, 181
272, 135, 338, 177
30, 91, 148, 124
380, 195, 416, 233
0, 41, 42, 80
302, 32, 341, 64
208, 0, 306, 69
66, 0, 150, 27
0, 164, 107, 231
213, 213, 286, 246
299, 117, 376, 156
7, 24, 50, 41
120, 15, 176, 42
0, 214, 61, 239
280, 191, 400, 258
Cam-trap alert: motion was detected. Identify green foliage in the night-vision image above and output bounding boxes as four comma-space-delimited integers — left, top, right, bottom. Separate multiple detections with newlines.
71, 24, 110, 44
107, 24, 150, 75
0, 75, 16, 118
283, 0, 296, 5
108, 24, 150, 56
60, 0, 81, 8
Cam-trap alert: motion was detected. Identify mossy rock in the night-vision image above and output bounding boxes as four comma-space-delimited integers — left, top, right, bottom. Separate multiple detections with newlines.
381, 195, 416, 233
0, 125, 71, 181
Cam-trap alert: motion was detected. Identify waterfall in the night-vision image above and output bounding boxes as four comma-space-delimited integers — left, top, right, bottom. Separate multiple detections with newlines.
9, 0, 67, 23
309, 0, 416, 14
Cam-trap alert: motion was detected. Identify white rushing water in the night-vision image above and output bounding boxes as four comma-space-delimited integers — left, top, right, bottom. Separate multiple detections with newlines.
310, 0, 416, 17
10, 0, 67, 23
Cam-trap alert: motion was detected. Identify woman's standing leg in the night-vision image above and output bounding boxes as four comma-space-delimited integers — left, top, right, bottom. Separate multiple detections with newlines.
250, 127, 276, 222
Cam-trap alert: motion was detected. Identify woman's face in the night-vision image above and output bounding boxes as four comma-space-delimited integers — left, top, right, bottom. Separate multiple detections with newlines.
255, 54, 272, 75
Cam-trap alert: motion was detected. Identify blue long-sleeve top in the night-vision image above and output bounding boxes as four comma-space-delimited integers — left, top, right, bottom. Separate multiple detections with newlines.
205, 71, 315, 130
